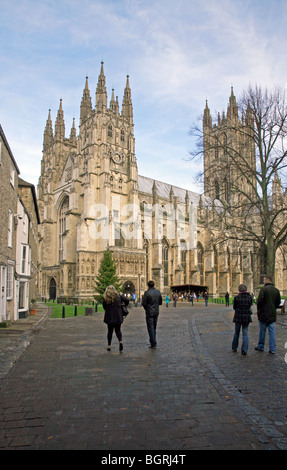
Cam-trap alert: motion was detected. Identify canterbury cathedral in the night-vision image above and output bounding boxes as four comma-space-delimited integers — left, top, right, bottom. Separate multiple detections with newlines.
37, 63, 287, 302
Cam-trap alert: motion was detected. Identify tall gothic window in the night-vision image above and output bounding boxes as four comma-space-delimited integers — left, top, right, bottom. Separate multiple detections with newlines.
224, 178, 230, 203
162, 239, 169, 287
59, 196, 69, 262
143, 239, 149, 282
197, 242, 204, 286
180, 240, 187, 284
115, 226, 125, 247
215, 180, 220, 200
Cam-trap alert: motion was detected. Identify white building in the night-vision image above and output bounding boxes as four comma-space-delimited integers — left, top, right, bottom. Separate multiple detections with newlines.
14, 197, 32, 319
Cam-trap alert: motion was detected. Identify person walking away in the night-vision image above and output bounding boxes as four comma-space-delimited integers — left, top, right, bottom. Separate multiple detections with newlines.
103, 285, 129, 352
165, 294, 169, 307
173, 293, 178, 307
255, 275, 281, 354
232, 284, 253, 355
225, 292, 230, 307
142, 280, 162, 349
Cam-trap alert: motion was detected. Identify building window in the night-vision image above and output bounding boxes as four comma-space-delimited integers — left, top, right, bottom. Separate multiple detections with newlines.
197, 242, 204, 286
180, 240, 187, 284
59, 196, 69, 262
215, 180, 220, 200
119, 177, 123, 192
7, 264, 14, 299
21, 245, 27, 274
144, 239, 149, 282
121, 129, 125, 142
115, 226, 124, 247
108, 124, 113, 137
162, 239, 169, 287
8, 210, 13, 247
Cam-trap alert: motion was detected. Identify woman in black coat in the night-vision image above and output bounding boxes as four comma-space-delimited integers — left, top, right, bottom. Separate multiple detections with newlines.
232, 284, 253, 355
103, 285, 129, 352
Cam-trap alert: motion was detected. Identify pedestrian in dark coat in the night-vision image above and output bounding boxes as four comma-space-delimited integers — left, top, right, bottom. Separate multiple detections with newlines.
103, 285, 129, 352
142, 280, 162, 348
255, 275, 281, 354
232, 284, 253, 355
225, 292, 230, 307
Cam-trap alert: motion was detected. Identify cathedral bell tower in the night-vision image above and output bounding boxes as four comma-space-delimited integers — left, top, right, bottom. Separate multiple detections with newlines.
38, 62, 145, 302
203, 87, 256, 206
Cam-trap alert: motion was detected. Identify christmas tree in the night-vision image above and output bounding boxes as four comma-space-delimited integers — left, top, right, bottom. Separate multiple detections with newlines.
94, 249, 123, 302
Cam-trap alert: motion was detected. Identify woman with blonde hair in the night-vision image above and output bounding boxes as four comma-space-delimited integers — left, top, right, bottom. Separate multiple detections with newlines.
103, 285, 129, 352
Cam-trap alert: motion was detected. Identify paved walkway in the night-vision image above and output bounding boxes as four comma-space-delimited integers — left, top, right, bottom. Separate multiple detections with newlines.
0, 302, 286, 451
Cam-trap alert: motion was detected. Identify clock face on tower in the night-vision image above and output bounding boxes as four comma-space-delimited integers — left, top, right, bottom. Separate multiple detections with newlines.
112, 152, 123, 164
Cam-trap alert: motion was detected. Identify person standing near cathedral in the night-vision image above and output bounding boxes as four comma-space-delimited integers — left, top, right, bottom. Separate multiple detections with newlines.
225, 292, 230, 307
165, 294, 170, 307
232, 284, 253, 355
142, 280, 162, 349
103, 285, 129, 352
255, 275, 281, 354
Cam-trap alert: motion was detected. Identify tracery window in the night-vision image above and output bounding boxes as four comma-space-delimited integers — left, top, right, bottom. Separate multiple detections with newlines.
197, 242, 204, 286
143, 239, 149, 282
180, 240, 187, 284
215, 180, 220, 200
59, 196, 69, 262
162, 239, 169, 287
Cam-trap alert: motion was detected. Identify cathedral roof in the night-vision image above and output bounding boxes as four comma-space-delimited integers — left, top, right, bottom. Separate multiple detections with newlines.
138, 174, 212, 207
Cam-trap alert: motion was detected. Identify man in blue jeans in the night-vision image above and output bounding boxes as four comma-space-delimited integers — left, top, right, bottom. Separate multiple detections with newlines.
255, 275, 281, 354
232, 284, 253, 355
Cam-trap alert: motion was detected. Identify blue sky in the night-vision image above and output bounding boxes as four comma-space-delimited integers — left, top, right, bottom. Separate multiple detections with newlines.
1, 0, 287, 193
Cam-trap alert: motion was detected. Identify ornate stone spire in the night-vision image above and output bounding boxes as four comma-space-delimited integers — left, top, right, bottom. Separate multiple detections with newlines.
69, 118, 77, 146
80, 76, 92, 123
152, 180, 158, 204
227, 86, 238, 121
43, 109, 54, 149
203, 100, 212, 128
55, 99, 65, 140
122, 75, 133, 124
96, 62, 107, 111
110, 88, 119, 114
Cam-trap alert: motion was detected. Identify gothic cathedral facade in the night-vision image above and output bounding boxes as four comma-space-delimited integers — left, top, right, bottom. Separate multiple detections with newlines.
37, 63, 287, 301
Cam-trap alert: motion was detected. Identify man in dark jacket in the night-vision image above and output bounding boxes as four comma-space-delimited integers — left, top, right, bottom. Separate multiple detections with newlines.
255, 275, 281, 354
142, 280, 162, 349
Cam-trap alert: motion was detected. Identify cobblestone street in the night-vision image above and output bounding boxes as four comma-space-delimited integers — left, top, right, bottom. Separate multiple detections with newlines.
0, 303, 286, 452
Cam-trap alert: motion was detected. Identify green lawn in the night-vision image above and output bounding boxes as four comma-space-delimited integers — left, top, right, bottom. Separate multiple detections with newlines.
44, 302, 104, 318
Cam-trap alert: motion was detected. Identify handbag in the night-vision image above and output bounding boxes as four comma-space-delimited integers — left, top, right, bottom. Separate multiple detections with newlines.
121, 303, 129, 317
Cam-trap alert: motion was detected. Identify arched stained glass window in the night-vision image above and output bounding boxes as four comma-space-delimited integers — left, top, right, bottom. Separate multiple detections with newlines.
162, 239, 169, 287
59, 196, 69, 262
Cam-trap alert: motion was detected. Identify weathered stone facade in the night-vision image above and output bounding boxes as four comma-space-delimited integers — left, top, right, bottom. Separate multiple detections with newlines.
18, 178, 41, 307
37, 64, 287, 301
0, 125, 19, 321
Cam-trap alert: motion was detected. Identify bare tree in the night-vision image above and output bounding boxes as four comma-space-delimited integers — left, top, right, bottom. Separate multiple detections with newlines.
189, 85, 287, 281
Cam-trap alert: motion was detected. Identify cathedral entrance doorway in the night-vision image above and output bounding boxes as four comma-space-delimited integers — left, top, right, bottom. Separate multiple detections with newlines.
122, 281, 135, 297
49, 278, 57, 300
